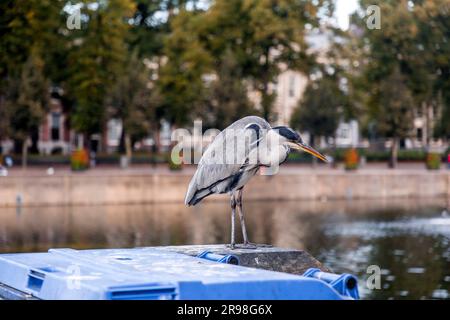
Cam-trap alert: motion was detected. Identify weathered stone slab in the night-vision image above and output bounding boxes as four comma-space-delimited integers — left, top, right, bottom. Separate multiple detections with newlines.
156, 244, 330, 275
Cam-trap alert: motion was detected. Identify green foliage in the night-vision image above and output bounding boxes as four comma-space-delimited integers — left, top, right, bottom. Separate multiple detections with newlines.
426, 152, 441, 170
128, 0, 168, 58
413, 0, 450, 138
157, 9, 212, 126
306, 148, 427, 163
201, 51, 257, 130
290, 76, 344, 142
67, 0, 135, 136
239, 0, 333, 120
366, 149, 426, 162
346, 0, 450, 166
435, 105, 450, 139
0, 100, 8, 141
159, 0, 333, 124
0, 0, 64, 81
0, 0, 62, 146
4, 53, 49, 142
369, 69, 414, 139
2, 0, 448, 162
108, 50, 156, 147
353, 0, 450, 142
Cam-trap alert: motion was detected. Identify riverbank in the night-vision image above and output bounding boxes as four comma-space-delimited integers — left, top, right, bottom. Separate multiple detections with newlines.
0, 164, 449, 207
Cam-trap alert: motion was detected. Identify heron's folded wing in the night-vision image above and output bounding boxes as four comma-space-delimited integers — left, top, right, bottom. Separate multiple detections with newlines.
185, 117, 270, 205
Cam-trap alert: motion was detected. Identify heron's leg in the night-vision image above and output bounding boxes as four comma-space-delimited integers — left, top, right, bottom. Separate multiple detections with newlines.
228, 192, 237, 249
236, 188, 258, 249
237, 188, 272, 249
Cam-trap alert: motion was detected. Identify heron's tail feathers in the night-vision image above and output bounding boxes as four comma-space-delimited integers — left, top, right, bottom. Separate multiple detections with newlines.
185, 187, 212, 206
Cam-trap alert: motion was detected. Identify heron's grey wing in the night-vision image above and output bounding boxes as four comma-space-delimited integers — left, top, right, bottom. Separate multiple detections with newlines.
184, 130, 249, 205
185, 116, 271, 205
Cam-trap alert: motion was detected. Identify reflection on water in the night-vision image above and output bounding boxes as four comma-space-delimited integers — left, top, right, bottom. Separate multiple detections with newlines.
0, 197, 449, 300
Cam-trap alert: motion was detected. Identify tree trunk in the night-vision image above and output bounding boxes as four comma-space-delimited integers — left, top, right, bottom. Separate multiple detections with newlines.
77, 133, 84, 149
22, 138, 28, 169
260, 48, 272, 121
154, 126, 161, 154
125, 133, 132, 167
85, 135, 91, 153
118, 126, 126, 154
389, 137, 398, 169
13, 139, 22, 154
30, 126, 39, 154
261, 84, 270, 121
332, 135, 338, 169
150, 124, 159, 168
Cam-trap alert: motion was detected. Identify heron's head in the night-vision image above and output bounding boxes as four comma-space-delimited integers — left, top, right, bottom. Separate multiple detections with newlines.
272, 126, 328, 163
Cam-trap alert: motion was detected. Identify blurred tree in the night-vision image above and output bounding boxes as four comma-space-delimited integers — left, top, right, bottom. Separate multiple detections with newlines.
0, 0, 64, 151
413, 0, 450, 140
0, 0, 64, 82
354, 0, 450, 149
435, 103, 450, 140
201, 50, 256, 130
128, 1, 196, 150
0, 101, 9, 153
369, 69, 414, 168
157, 9, 212, 126
4, 53, 49, 167
107, 51, 156, 165
354, 1, 418, 168
239, 0, 332, 121
290, 76, 344, 148
66, 0, 135, 151
160, 0, 333, 126
129, 0, 167, 58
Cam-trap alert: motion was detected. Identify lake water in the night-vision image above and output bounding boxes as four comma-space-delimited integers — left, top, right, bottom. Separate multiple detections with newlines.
0, 197, 449, 300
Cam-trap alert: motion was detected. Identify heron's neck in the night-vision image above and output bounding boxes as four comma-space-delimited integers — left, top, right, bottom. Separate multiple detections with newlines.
258, 143, 289, 167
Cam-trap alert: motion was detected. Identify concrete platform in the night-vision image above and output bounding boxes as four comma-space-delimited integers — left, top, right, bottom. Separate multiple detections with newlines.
156, 244, 330, 275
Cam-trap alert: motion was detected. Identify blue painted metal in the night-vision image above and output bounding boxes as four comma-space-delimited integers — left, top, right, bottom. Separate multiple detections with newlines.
196, 251, 239, 265
303, 268, 360, 300
0, 248, 358, 300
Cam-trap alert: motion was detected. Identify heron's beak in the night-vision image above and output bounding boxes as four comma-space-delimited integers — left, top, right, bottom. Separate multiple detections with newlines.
288, 141, 329, 163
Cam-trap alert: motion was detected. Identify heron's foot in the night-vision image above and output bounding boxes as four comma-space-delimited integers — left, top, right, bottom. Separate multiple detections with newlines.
239, 242, 258, 249
227, 242, 273, 250
240, 242, 273, 249
234, 242, 267, 249
254, 243, 273, 248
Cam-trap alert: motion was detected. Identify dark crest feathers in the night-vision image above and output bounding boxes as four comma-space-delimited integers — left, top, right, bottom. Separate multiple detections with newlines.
273, 126, 302, 142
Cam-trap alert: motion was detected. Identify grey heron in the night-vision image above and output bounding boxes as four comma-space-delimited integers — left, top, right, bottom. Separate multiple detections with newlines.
185, 116, 328, 249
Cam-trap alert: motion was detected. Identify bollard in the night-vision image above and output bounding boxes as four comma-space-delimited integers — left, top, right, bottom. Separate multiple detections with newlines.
197, 251, 240, 265
303, 268, 360, 300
